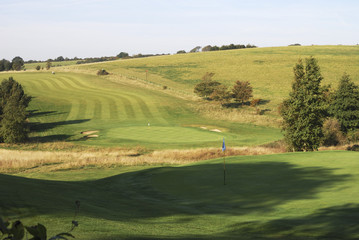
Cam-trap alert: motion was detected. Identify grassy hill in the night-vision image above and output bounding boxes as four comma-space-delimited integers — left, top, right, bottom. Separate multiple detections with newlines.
3, 45, 357, 148
2, 151, 359, 239
61, 45, 359, 111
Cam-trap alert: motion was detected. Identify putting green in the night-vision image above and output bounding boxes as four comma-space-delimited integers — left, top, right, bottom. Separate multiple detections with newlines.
107, 126, 224, 143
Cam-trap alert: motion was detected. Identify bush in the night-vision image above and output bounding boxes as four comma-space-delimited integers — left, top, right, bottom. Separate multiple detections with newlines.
347, 144, 359, 151
35, 65, 41, 71
97, 69, 109, 76
250, 98, 261, 107
322, 118, 345, 146
163, 85, 168, 90
232, 80, 253, 104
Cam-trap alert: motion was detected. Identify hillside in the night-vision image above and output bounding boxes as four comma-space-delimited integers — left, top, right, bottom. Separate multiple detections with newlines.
3, 45, 357, 148
61, 45, 359, 114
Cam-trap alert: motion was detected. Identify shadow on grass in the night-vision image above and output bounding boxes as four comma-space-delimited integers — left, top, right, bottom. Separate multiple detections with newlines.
29, 119, 90, 133
222, 99, 270, 108
27, 110, 66, 118
29, 134, 73, 143
0, 161, 352, 239
106, 203, 359, 239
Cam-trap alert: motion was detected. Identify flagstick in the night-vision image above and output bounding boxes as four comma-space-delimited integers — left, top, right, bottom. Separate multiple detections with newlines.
223, 151, 226, 185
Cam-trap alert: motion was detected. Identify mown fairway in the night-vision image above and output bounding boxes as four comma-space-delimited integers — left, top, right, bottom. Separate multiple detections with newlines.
0, 72, 281, 148
2, 151, 359, 239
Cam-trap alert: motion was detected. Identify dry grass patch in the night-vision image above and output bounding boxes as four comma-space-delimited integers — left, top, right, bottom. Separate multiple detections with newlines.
0, 146, 286, 173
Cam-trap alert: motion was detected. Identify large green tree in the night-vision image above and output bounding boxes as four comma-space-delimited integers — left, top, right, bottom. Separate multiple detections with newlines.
0, 59, 12, 71
0, 77, 31, 143
330, 73, 359, 133
280, 57, 327, 151
11, 56, 24, 71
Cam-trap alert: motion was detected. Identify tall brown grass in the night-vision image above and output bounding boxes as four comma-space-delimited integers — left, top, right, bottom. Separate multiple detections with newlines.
0, 146, 285, 173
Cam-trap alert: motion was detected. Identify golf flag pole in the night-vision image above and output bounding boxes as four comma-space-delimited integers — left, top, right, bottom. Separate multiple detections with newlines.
222, 138, 226, 185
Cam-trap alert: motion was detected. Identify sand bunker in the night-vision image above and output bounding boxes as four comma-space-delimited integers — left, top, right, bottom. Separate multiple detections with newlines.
210, 129, 222, 132
87, 135, 99, 138
81, 130, 99, 135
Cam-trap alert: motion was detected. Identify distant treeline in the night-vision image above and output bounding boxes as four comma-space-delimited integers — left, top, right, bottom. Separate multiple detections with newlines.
177, 43, 257, 54
76, 53, 170, 64
202, 43, 257, 52
1, 43, 258, 70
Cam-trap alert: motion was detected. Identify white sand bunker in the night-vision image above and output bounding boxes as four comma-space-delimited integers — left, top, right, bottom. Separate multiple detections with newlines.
87, 135, 99, 138
199, 126, 222, 132
210, 129, 222, 132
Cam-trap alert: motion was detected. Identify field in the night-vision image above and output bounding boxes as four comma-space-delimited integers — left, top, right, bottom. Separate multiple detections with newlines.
2, 45, 359, 239
2, 151, 359, 239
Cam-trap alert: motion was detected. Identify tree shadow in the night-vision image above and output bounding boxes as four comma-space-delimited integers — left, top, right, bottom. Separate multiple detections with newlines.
27, 110, 66, 118
0, 161, 349, 222
222, 99, 270, 109
29, 119, 90, 133
217, 203, 359, 239
29, 134, 73, 143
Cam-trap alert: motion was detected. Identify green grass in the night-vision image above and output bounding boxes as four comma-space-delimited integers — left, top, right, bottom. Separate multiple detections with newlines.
0, 71, 281, 148
67, 45, 359, 111
2, 151, 359, 239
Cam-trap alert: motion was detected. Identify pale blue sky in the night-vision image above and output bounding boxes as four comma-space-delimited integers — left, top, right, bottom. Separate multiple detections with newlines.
1, 0, 358, 60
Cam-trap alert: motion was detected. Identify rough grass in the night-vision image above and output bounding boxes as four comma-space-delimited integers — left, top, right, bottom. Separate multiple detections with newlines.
0, 145, 285, 173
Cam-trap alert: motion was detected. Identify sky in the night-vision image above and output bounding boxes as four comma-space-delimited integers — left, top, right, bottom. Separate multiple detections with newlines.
0, 0, 358, 61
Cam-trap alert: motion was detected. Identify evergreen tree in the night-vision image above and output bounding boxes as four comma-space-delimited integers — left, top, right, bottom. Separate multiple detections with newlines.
0, 77, 31, 143
330, 73, 359, 133
280, 57, 327, 151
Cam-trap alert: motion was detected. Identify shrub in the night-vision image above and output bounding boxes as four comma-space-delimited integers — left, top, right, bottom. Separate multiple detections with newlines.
322, 118, 345, 146
194, 72, 221, 98
347, 144, 359, 151
97, 69, 109, 76
163, 85, 168, 90
35, 65, 41, 71
232, 80, 253, 104
250, 98, 261, 107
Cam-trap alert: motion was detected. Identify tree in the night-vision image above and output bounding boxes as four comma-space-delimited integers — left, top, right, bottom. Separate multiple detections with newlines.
0, 77, 31, 143
202, 45, 212, 52
176, 50, 186, 54
117, 52, 129, 58
280, 57, 327, 151
210, 85, 232, 104
55, 56, 65, 61
330, 73, 359, 133
231, 80, 253, 104
194, 72, 221, 98
11, 56, 24, 71
46, 59, 52, 70
190, 46, 201, 53
36, 65, 41, 71
0, 59, 12, 71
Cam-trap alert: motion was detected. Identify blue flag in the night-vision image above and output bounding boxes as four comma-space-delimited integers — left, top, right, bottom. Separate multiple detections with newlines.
222, 138, 226, 152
